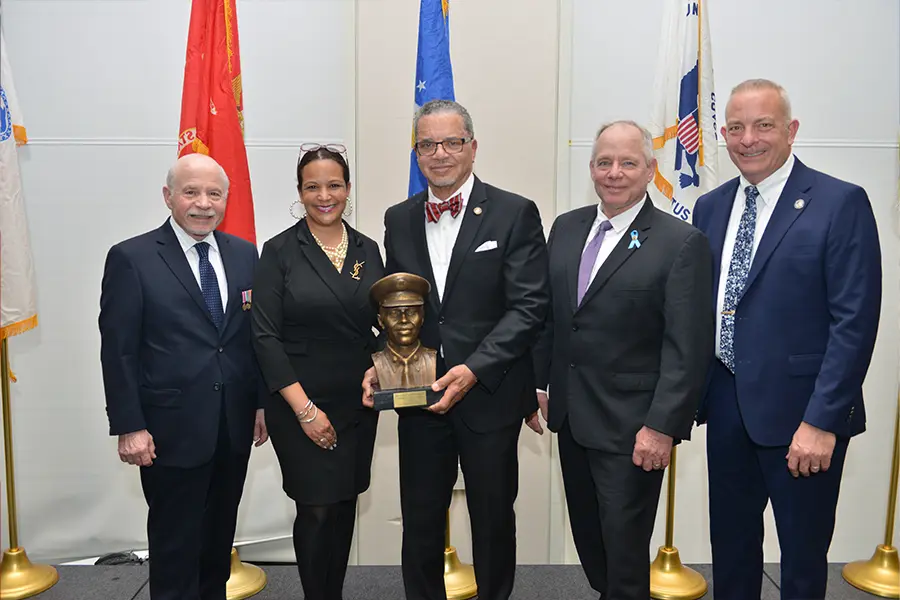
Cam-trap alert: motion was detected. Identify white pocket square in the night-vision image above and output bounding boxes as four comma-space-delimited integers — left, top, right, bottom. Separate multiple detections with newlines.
474, 240, 498, 253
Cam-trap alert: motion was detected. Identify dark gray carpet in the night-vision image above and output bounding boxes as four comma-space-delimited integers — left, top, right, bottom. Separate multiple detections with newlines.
29, 563, 876, 599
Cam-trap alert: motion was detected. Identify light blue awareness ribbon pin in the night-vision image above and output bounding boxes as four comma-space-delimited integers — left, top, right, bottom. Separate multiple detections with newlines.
628, 230, 641, 249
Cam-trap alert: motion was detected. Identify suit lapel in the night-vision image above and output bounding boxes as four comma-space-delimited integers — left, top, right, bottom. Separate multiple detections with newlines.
298, 220, 371, 336
407, 194, 440, 312
707, 179, 739, 297
156, 223, 215, 327
337, 227, 376, 335
566, 208, 596, 313
740, 160, 814, 301
443, 177, 489, 301
577, 199, 654, 312
215, 231, 242, 334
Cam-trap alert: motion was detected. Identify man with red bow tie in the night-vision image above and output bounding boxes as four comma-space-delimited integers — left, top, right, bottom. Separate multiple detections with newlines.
363, 99, 549, 600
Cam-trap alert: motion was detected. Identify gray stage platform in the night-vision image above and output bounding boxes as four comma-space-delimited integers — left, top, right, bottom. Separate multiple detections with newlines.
30, 563, 876, 599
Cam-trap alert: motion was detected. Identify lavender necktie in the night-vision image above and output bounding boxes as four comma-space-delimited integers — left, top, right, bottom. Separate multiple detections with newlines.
577, 220, 613, 304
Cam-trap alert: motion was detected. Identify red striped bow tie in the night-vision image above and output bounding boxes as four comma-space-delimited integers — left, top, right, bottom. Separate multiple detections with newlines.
425, 194, 462, 223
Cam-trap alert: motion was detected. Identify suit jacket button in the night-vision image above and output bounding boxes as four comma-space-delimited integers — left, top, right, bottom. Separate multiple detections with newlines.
570, 362, 575, 368
218, 347, 224, 353
572, 325, 578, 332
439, 317, 445, 325
213, 383, 222, 391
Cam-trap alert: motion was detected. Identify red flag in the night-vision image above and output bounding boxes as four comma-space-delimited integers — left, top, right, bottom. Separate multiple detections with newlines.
177, 0, 256, 244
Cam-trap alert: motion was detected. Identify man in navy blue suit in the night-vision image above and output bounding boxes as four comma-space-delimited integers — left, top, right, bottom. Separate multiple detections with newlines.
99, 154, 268, 600
693, 79, 882, 600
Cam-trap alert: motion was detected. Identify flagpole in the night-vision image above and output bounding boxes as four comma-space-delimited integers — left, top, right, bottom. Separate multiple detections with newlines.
841, 390, 900, 598
696, 0, 704, 167
649, 447, 707, 600
0, 339, 59, 599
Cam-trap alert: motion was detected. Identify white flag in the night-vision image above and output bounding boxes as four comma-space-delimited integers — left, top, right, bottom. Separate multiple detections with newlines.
0, 27, 38, 339
649, 0, 719, 223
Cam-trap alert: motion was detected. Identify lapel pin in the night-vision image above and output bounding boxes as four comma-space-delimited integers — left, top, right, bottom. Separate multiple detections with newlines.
473, 206, 483, 216
794, 199, 805, 210
350, 260, 365, 281
628, 230, 641, 249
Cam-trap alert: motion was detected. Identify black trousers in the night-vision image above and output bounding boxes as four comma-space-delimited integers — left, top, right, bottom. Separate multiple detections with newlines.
140, 412, 250, 600
293, 498, 358, 600
558, 419, 664, 600
398, 409, 521, 600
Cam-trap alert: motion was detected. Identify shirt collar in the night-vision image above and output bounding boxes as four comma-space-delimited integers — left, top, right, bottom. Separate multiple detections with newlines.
427, 172, 475, 209
596, 197, 646, 234
739, 153, 795, 207
168, 216, 220, 255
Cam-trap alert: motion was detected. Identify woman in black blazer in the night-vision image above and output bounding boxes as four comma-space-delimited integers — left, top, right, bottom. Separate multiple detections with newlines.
251, 145, 383, 600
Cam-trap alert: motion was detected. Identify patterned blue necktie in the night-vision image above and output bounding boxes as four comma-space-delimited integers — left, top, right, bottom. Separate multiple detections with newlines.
194, 242, 224, 329
720, 185, 759, 373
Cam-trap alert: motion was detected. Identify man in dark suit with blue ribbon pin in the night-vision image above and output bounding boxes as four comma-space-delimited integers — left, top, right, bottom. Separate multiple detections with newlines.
532, 120, 714, 600
692, 79, 882, 600
99, 154, 268, 600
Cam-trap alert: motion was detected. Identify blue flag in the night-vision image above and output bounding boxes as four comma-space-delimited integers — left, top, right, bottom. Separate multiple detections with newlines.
408, 0, 455, 197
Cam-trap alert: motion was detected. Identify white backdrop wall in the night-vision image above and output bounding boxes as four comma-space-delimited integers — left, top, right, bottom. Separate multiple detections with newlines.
0, 0, 897, 569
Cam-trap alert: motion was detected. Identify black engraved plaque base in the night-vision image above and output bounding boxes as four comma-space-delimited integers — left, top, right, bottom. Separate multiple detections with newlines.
373, 386, 442, 411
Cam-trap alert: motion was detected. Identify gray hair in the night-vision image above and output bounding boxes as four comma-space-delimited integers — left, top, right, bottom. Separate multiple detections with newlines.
592, 120, 655, 164
166, 154, 230, 197
413, 99, 475, 139
729, 78, 793, 121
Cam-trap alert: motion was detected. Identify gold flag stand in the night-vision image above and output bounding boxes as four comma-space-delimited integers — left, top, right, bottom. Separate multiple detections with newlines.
842, 391, 900, 599
0, 339, 59, 599
444, 509, 477, 600
225, 546, 266, 600
650, 447, 707, 600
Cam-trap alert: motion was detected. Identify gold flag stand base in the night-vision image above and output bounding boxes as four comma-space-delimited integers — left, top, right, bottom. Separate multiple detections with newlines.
650, 448, 708, 600
649, 546, 708, 600
0, 547, 59, 600
225, 547, 266, 600
443, 506, 477, 600
444, 545, 477, 600
842, 545, 900, 599
844, 391, 900, 599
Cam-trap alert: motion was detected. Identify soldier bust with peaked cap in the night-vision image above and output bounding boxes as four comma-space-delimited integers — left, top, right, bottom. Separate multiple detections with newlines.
370, 272, 437, 390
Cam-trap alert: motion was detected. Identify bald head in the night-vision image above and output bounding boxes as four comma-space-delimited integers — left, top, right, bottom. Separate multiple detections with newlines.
166, 154, 230, 196
163, 154, 230, 241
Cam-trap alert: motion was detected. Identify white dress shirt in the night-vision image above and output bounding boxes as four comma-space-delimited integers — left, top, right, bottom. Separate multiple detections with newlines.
581, 198, 646, 288
425, 172, 475, 301
169, 217, 229, 311
714, 154, 795, 357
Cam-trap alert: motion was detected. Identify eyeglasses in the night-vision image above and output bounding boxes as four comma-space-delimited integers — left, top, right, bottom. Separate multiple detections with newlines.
298, 143, 348, 165
299, 143, 347, 154
414, 137, 472, 157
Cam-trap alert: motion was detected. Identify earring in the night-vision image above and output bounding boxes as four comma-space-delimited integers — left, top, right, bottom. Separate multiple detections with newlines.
290, 200, 306, 220
344, 196, 354, 217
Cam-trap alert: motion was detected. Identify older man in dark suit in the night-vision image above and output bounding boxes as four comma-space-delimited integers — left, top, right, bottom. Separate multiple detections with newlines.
532, 120, 714, 600
99, 154, 268, 600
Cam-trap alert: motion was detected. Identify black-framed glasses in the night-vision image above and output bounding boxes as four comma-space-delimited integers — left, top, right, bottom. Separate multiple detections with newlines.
414, 137, 471, 157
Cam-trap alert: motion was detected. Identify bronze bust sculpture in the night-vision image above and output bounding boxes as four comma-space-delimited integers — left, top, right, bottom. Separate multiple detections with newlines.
369, 273, 440, 409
